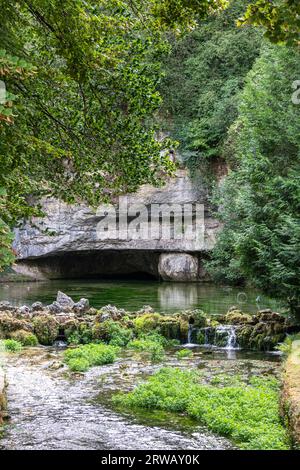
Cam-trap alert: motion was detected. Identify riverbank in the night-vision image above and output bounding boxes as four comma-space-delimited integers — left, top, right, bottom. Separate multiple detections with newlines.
0, 367, 6, 425
281, 340, 300, 447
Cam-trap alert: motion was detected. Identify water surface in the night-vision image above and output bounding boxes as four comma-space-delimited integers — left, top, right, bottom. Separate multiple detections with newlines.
0, 280, 280, 315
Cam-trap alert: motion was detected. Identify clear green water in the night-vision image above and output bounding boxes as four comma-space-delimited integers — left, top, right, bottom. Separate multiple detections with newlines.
0, 280, 280, 314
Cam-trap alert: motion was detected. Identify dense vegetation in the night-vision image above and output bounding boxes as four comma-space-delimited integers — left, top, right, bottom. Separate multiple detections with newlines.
113, 367, 290, 450
207, 44, 300, 313
160, 0, 262, 175
159, 1, 300, 312
0, 0, 299, 313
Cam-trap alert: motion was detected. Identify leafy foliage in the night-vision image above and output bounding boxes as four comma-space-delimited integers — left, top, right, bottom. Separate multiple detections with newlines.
207, 43, 300, 313
127, 332, 167, 362
240, 0, 300, 46
113, 367, 290, 450
160, 0, 262, 178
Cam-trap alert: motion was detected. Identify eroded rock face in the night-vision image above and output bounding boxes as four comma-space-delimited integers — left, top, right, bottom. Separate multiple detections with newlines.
158, 253, 199, 282
11, 170, 220, 281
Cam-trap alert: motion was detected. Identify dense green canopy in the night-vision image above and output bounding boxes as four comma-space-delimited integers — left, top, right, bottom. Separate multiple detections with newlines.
207, 44, 300, 312
160, 0, 262, 179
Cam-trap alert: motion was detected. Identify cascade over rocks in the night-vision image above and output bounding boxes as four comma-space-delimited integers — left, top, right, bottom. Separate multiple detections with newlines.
0, 292, 299, 350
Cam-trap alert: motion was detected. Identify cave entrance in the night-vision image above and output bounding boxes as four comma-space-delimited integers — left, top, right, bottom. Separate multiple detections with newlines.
17, 250, 161, 281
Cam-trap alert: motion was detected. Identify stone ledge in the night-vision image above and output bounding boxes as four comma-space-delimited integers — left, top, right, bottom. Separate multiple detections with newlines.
281, 341, 300, 446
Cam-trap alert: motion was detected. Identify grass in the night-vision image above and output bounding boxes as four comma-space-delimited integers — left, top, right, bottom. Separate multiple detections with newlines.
112, 367, 290, 450
64, 343, 118, 372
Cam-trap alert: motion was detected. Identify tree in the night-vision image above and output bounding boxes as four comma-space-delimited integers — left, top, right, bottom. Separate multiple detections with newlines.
160, 0, 262, 180
240, 0, 300, 46
207, 43, 300, 313
0, 0, 225, 270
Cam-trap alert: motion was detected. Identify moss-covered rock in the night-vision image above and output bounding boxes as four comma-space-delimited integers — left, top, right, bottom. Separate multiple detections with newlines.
133, 313, 161, 333
33, 315, 59, 345
158, 317, 181, 340
9, 329, 39, 346
177, 309, 208, 328
0, 312, 32, 338
224, 309, 253, 325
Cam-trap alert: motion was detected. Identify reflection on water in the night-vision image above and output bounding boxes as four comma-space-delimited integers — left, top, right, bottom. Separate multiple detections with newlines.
0, 280, 280, 314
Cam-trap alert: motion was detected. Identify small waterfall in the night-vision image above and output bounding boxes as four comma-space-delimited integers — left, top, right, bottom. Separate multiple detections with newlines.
227, 326, 237, 350
187, 324, 194, 344
199, 325, 239, 350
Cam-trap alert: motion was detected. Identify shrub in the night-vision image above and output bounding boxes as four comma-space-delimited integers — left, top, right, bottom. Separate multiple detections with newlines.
68, 358, 90, 372
276, 333, 300, 355
64, 343, 118, 371
1, 339, 22, 352
92, 320, 133, 346
113, 367, 290, 450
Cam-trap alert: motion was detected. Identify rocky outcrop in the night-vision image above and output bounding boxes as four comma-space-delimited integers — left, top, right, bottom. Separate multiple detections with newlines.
196, 308, 298, 351
158, 253, 199, 282
0, 292, 296, 351
11, 170, 220, 281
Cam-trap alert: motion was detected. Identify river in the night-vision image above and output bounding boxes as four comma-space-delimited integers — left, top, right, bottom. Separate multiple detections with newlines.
0, 345, 281, 450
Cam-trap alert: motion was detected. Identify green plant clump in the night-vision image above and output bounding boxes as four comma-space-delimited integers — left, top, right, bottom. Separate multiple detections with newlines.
276, 333, 300, 355
64, 343, 118, 372
113, 368, 290, 450
10, 330, 39, 346
1, 339, 22, 352
127, 333, 166, 363
176, 349, 193, 359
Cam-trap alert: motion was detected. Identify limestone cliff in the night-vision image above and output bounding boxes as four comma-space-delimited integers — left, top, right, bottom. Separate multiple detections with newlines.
12, 170, 220, 281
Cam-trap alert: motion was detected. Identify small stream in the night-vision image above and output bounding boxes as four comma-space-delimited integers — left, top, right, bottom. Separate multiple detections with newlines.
0, 346, 282, 450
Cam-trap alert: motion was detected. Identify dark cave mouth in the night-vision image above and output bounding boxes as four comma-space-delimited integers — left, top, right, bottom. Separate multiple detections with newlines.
16, 250, 161, 281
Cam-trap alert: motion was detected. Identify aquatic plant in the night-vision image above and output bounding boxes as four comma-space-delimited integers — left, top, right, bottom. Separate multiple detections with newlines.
64, 343, 118, 371
1, 339, 22, 352
127, 333, 166, 362
176, 349, 193, 359
113, 367, 290, 450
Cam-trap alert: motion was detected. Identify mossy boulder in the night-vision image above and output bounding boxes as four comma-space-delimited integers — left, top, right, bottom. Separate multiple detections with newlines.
63, 319, 80, 339
133, 313, 161, 333
0, 313, 32, 338
9, 330, 39, 346
92, 320, 113, 342
236, 322, 286, 351
221, 309, 253, 325
33, 314, 59, 345
158, 317, 181, 340
178, 309, 208, 328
